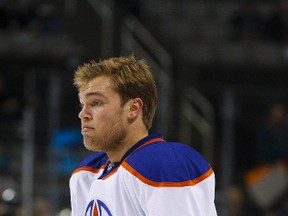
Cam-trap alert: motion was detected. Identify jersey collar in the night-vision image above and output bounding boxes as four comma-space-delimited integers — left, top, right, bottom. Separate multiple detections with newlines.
121, 133, 165, 161
101, 134, 165, 178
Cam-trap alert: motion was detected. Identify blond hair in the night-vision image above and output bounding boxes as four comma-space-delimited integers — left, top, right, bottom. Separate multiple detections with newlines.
74, 56, 157, 130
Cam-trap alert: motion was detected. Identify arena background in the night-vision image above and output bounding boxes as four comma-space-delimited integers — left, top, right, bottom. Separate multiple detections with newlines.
0, 0, 288, 215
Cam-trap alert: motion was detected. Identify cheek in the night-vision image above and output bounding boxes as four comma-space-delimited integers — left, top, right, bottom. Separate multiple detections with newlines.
92, 110, 110, 123
92, 109, 123, 123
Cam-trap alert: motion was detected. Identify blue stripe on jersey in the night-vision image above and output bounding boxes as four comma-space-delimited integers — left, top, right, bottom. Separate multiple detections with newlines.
77, 152, 108, 169
125, 141, 211, 183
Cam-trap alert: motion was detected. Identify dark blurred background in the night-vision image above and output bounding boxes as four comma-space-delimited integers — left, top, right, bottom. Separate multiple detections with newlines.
0, 0, 288, 215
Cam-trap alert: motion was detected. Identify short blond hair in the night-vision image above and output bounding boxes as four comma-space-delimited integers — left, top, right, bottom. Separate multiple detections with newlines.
74, 56, 157, 130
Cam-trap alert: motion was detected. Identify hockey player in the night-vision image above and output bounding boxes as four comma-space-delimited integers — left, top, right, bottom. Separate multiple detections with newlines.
70, 56, 217, 215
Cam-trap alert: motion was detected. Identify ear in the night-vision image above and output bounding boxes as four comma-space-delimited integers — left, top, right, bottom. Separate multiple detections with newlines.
128, 98, 143, 119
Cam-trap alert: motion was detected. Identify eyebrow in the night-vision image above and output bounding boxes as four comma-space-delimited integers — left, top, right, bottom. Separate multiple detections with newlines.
79, 91, 107, 100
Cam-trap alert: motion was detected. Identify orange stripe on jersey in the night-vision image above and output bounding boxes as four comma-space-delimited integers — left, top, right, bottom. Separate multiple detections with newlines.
122, 161, 214, 187
101, 166, 120, 180
135, 138, 165, 150
72, 164, 106, 175
93, 202, 99, 216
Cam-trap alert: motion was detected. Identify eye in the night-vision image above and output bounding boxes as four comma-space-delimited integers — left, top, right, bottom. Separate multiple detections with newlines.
91, 100, 102, 107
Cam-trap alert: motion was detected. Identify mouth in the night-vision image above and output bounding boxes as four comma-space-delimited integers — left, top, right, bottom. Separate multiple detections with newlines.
81, 125, 95, 133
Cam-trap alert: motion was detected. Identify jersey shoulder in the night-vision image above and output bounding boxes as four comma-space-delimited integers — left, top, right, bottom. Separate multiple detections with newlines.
124, 142, 212, 184
73, 152, 108, 174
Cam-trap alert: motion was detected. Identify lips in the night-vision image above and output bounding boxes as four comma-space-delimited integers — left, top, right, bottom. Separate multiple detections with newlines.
81, 125, 95, 133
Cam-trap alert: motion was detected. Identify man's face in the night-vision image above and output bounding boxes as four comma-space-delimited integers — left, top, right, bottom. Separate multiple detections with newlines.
78, 76, 129, 153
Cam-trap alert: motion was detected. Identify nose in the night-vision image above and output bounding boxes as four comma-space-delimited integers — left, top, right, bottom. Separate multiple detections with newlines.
78, 105, 91, 120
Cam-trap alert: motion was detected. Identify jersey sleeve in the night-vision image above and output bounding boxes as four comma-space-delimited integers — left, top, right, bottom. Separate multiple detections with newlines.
141, 172, 217, 216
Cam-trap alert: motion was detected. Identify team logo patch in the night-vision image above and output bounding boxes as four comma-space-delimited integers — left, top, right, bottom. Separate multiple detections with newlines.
85, 199, 112, 216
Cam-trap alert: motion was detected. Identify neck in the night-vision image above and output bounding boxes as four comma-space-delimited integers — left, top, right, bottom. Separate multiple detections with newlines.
106, 130, 148, 163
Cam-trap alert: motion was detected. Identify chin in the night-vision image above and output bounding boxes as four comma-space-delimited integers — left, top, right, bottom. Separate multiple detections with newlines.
84, 140, 105, 152
84, 142, 98, 152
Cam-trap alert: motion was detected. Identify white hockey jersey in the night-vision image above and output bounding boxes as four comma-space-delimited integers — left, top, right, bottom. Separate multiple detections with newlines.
70, 134, 217, 216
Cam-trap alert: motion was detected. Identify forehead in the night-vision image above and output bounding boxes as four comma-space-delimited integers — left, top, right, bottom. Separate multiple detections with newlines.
78, 76, 117, 99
